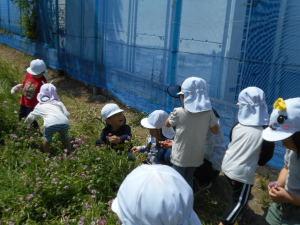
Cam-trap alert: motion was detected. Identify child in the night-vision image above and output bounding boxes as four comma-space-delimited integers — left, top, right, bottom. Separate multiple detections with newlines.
193, 108, 226, 191
262, 97, 300, 225
25, 83, 70, 153
96, 103, 131, 150
219, 87, 270, 225
166, 76, 219, 187
11, 59, 47, 127
131, 110, 175, 164
111, 164, 202, 225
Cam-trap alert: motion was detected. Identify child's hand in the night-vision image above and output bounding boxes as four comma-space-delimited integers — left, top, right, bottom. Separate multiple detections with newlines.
10, 84, 23, 94
159, 139, 173, 148
107, 135, 121, 144
269, 186, 290, 203
131, 146, 141, 153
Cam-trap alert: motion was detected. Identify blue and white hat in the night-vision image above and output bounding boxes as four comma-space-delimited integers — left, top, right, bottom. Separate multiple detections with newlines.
237, 87, 269, 126
101, 103, 124, 120
177, 77, 212, 113
140, 110, 175, 139
263, 98, 300, 142
26, 59, 47, 76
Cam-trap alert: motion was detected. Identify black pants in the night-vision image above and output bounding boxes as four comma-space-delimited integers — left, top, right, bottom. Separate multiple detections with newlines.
222, 176, 252, 225
194, 159, 220, 185
19, 105, 39, 129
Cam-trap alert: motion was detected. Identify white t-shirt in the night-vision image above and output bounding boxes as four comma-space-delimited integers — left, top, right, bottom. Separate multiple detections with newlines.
26, 101, 70, 127
168, 107, 218, 167
221, 123, 263, 185
284, 149, 300, 196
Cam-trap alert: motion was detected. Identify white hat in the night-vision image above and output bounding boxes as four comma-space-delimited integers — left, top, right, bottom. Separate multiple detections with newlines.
37, 83, 60, 103
237, 87, 269, 126
26, 59, 47, 75
101, 103, 124, 120
263, 98, 300, 142
140, 110, 175, 139
178, 77, 212, 113
111, 165, 202, 225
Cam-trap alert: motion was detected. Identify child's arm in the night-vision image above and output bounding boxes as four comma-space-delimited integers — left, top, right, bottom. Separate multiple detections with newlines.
10, 84, 23, 94
165, 118, 172, 127
24, 107, 41, 124
209, 110, 220, 134
277, 166, 288, 188
258, 140, 275, 166
269, 186, 300, 206
119, 125, 132, 142
165, 109, 178, 127
210, 124, 219, 134
96, 129, 109, 146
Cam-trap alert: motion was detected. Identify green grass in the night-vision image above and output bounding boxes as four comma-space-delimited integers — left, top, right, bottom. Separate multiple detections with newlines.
0, 58, 270, 225
0, 59, 141, 224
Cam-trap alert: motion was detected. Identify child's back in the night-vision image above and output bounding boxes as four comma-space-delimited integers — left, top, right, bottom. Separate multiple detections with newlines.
219, 87, 269, 225
170, 107, 217, 167
166, 77, 219, 187
29, 101, 69, 127
222, 123, 263, 184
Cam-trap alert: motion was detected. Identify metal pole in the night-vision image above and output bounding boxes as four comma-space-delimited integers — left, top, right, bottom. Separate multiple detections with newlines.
166, 0, 182, 110
166, 0, 182, 85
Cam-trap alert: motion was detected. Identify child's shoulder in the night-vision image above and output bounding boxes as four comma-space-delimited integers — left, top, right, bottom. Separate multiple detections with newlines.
121, 124, 132, 130
237, 123, 264, 131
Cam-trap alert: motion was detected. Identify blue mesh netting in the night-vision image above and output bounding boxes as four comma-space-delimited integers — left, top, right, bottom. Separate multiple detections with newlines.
1, 0, 300, 169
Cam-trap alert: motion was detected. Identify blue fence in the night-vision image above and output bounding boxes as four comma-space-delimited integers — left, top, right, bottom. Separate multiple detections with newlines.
1, 0, 300, 169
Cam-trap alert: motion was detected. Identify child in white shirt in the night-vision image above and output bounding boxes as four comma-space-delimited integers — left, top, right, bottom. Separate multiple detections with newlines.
25, 83, 70, 153
166, 77, 219, 187
220, 87, 270, 225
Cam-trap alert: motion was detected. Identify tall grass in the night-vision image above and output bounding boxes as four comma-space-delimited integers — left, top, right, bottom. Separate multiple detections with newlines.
0, 60, 139, 224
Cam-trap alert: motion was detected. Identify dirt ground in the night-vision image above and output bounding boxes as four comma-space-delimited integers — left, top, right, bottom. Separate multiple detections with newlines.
0, 44, 280, 225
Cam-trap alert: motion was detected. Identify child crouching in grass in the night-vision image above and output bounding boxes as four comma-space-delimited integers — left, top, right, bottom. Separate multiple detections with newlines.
131, 110, 175, 164
96, 103, 132, 151
25, 83, 70, 153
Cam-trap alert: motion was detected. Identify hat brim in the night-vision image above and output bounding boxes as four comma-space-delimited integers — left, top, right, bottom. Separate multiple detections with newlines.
27, 67, 40, 75
140, 118, 156, 129
106, 109, 124, 119
262, 127, 294, 142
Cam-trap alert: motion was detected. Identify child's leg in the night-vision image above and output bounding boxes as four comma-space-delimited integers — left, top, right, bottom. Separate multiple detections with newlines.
194, 159, 220, 185
221, 177, 252, 225
43, 126, 54, 153
59, 124, 71, 151
172, 165, 195, 188
163, 149, 171, 164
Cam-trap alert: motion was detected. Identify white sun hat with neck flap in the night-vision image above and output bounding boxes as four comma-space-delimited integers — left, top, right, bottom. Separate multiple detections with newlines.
140, 110, 175, 139
263, 97, 300, 142
177, 76, 212, 113
237, 87, 269, 126
111, 164, 202, 225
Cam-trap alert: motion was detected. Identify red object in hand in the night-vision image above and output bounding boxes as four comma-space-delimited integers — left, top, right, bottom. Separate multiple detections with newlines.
160, 139, 173, 148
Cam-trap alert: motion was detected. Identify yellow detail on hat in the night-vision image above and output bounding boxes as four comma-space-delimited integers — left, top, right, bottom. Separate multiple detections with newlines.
273, 98, 287, 111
